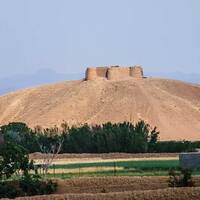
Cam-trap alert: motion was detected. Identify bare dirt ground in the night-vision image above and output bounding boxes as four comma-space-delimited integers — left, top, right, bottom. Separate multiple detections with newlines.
56, 176, 170, 193
30, 152, 178, 160
0, 78, 200, 140
11, 177, 200, 200
55, 176, 200, 194
14, 188, 200, 200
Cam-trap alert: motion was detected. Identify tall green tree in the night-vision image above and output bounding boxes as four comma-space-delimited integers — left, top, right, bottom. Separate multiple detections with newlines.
0, 141, 33, 179
0, 122, 39, 153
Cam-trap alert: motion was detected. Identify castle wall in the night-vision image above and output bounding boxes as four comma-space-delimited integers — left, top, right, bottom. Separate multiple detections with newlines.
85, 65, 144, 81
130, 66, 143, 78
85, 68, 97, 80
96, 67, 108, 78
86, 67, 108, 80
107, 67, 131, 80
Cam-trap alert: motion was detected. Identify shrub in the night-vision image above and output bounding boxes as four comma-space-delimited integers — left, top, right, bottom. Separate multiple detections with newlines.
19, 174, 57, 196
168, 168, 194, 187
0, 175, 57, 198
101, 187, 108, 193
0, 181, 21, 199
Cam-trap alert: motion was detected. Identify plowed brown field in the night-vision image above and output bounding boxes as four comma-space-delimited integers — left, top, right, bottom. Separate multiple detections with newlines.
14, 188, 200, 200
4, 176, 200, 200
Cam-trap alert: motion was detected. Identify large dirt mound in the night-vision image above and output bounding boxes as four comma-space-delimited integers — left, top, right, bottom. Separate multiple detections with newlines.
0, 78, 200, 140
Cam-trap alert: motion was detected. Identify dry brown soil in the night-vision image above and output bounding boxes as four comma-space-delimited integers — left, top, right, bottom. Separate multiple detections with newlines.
7, 176, 200, 200
30, 152, 178, 160
0, 78, 200, 140
13, 188, 200, 200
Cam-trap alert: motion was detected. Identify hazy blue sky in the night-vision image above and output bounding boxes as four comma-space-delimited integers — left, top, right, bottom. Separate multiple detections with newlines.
0, 0, 199, 78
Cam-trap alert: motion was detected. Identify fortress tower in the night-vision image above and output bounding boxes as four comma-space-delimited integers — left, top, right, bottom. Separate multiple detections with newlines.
85, 65, 144, 81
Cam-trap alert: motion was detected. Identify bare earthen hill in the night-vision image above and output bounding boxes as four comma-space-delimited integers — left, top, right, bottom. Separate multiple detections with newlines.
0, 65, 200, 140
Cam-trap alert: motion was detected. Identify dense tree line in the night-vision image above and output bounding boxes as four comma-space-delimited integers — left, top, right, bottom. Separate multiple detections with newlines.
62, 121, 159, 153
0, 122, 198, 153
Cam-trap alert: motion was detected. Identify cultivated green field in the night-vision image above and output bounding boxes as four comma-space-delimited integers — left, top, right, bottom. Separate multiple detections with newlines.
46, 159, 182, 178
50, 159, 179, 170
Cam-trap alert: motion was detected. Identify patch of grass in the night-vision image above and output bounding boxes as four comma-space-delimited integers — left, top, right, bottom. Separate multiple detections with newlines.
49, 160, 179, 171
46, 160, 182, 179
35, 159, 200, 179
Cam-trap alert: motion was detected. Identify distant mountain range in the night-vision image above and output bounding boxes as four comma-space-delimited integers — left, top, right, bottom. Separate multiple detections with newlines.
146, 71, 200, 84
0, 68, 199, 95
0, 69, 83, 95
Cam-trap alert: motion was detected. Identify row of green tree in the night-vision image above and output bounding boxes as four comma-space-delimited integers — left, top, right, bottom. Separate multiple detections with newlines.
0, 121, 198, 154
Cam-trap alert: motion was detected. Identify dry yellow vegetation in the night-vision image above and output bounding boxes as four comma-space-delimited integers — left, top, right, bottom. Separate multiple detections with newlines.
47, 167, 123, 174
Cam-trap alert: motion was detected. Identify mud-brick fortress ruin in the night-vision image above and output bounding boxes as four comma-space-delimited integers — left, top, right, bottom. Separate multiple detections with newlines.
85, 65, 144, 80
